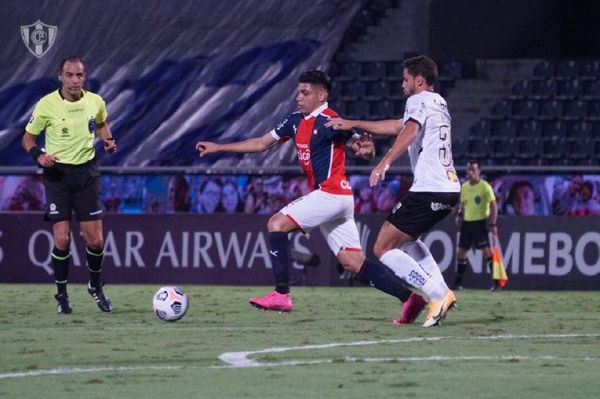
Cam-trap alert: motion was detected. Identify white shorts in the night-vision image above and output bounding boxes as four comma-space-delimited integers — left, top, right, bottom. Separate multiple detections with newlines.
280, 190, 362, 255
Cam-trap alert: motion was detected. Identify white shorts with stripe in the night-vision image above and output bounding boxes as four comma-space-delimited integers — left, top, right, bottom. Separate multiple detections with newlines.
279, 190, 362, 255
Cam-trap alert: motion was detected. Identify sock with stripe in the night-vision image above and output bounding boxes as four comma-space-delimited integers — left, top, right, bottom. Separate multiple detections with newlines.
269, 232, 291, 294
52, 247, 70, 296
86, 246, 104, 288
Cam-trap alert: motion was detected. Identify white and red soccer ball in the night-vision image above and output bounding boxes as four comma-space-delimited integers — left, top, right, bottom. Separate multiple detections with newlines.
152, 286, 189, 322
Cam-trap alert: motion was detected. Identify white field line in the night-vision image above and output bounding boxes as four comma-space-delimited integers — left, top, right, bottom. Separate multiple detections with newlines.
0, 365, 181, 380
1, 333, 598, 379
217, 333, 600, 368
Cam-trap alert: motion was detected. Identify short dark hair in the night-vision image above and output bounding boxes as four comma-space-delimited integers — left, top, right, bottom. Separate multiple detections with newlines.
59, 57, 85, 73
403, 55, 438, 86
467, 160, 481, 169
298, 70, 332, 93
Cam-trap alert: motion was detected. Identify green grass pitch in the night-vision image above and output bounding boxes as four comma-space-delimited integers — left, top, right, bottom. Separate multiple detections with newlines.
1, 284, 598, 398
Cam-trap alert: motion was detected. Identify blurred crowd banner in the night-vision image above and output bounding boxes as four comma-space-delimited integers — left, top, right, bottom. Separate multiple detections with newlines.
1, 213, 598, 290
2, 173, 600, 216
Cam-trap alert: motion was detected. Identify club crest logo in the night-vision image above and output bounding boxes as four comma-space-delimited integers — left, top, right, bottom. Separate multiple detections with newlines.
20, 20, 57, 58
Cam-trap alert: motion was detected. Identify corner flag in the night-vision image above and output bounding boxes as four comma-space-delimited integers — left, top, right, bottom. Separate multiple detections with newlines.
491, 234, 508, 287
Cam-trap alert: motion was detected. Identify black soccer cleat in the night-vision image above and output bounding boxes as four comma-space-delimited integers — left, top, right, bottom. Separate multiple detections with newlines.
87, 282, 113, 312
54, 293, 73, 315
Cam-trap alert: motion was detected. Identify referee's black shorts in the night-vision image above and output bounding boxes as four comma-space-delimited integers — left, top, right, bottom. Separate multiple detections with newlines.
386, 191, 459, 239
458, 219, 490, 250
43, 159, 104, 223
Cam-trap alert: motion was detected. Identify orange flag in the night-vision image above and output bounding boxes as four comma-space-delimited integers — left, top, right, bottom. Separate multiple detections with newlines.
491, 234, 508, 287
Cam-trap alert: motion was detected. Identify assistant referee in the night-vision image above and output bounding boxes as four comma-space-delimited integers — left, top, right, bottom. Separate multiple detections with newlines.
452, 161, 499, 291
21, 57, 116, 314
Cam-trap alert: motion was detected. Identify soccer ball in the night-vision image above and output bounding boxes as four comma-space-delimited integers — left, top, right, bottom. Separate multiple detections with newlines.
152, 286, 189, 322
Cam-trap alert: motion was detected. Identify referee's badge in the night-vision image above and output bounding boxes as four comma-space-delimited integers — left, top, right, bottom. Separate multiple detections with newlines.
20, 20, 57, 59
88, 117, 96, 133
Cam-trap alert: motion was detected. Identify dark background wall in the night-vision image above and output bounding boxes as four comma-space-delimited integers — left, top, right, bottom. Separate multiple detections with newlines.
430, 0, 600, 60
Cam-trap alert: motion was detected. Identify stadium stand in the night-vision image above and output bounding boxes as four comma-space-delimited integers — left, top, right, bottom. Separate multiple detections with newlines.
0, 0, 598, 170
461, 59, 600, 166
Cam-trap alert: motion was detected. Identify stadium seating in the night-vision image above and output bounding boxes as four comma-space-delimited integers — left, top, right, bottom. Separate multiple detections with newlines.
513, 100, 539, 120
466, 59, 600, 165
567, 121, 593, 139
538, 100, 563, 120
580, 60, 600, 79
519, 120, 543, 138
563, 100, 588, 120
370, 100, 395, 119
509, 80, 531, 100
470, 119, 492, 138
361, 61, 387, 80
490, 100, 513, 119
329, 59, 462, 121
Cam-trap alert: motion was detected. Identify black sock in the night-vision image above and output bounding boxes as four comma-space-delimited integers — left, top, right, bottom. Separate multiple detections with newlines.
355, 258, 411, 302
52, 247, 70, 296
455, 259, 468, 286
486, 257, 493, 281
86, 246, 104, 288
269, 232, 291, 294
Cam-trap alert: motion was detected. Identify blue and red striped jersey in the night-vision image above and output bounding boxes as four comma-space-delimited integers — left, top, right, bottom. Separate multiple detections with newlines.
271, 103, 353, 195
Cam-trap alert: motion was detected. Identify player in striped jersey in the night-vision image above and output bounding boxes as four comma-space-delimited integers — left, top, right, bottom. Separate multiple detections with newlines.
196, 70, 422, 323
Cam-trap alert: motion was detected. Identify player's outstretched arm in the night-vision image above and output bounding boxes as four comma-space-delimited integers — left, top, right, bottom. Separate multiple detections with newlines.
196, 131, 279, 157
326, 118, 403, 136
369, 120, 419, 187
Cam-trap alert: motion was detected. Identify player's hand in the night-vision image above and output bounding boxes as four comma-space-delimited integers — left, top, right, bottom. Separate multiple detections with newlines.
37, 153, 59, 168
353, 133, 375, 159
103, 138, 117, 154
369, 162, 389, 187
196, 141, 218, 157
325, 118, 356, 131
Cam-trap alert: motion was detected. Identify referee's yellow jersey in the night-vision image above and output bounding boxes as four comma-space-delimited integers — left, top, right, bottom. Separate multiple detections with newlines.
25, 89, 107, 165
460, 180, 496, 221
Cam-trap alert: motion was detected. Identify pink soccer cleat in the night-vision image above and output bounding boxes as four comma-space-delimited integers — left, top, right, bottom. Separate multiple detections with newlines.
249, 291, 293, 312
393, 292, 427, 325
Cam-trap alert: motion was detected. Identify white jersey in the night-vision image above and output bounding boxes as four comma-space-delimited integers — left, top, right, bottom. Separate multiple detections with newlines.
403, 90, 460, 193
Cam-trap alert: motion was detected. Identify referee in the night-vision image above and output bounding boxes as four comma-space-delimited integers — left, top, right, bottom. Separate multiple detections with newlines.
21, 57, 116, 314
452, 161, 499, 291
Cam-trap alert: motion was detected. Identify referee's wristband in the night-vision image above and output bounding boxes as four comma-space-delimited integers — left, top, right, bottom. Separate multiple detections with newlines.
28, 146, 44, 162
489, 223, 497, 227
